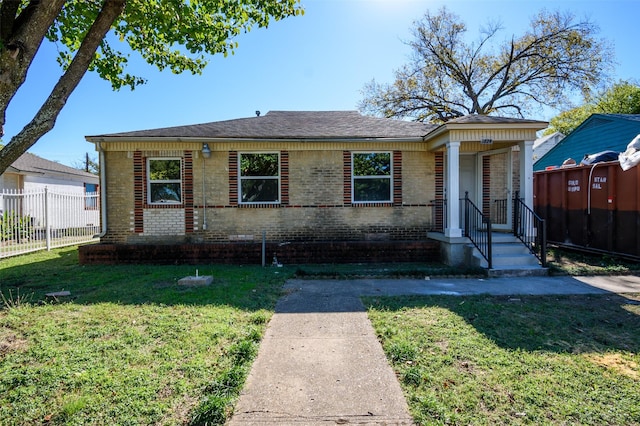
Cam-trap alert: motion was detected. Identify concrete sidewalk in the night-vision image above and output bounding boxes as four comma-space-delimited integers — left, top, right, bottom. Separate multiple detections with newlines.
228, 275, 640, 425
229, 287, 414, 425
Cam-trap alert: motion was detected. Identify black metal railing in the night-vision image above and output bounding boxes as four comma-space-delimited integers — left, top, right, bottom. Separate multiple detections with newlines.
513, 191, 547, 267
463, 192, 492, 269
493, 198, 508, 224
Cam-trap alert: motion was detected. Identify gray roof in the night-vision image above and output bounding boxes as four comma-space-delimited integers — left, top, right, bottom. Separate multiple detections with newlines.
445, 114, 548, 125
88, 111, 436, 140
9, 152, 98, 180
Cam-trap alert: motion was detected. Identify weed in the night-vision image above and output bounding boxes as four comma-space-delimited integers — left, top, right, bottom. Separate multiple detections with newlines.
0, 288, 33, 309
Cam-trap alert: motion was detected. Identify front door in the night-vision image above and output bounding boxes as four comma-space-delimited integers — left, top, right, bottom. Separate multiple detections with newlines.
480, 149, 512, 231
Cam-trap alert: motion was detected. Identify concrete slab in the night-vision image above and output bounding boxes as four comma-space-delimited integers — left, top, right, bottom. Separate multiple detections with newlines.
229, 294, 413, 425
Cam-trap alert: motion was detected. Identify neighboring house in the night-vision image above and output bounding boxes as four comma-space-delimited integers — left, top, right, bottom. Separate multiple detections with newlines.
0, 152, 100, 229
534, 114, 640, 171
532, 132, 564, 167
1, 151, 99, 193
81, 111, 546, 267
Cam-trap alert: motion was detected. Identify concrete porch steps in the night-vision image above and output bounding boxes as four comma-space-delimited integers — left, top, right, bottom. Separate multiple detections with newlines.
465, 232, 548, 277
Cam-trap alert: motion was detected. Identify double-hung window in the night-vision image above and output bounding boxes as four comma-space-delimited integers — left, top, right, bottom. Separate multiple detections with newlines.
239, 153, 280, 204
147, 158, 182, 204
352, 152, 392, 203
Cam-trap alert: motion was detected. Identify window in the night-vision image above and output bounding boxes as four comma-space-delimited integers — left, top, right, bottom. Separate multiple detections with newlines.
352, 152, 392, 202
239, 153, 280, 203
84, 183, 98, 210
147, 158, 182, 204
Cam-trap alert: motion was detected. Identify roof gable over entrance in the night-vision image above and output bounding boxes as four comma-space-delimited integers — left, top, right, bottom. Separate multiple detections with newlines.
424, 115, 548, 151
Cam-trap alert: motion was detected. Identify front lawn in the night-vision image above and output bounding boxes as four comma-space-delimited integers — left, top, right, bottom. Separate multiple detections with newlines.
0, 246, 294, 425
3, 245, 640, 425
366, 294, 640, 425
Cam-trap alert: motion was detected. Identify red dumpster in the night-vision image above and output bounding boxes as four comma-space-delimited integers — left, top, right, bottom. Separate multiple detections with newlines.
534, 161, 640, 259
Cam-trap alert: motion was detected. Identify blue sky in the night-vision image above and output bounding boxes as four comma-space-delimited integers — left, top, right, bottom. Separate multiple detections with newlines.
5, 0, 640, 167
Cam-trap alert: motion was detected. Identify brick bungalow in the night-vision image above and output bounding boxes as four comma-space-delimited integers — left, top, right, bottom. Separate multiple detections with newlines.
80, 111, 546, 266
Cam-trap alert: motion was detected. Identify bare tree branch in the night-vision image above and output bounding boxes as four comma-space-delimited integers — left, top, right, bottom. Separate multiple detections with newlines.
359, 7, 613, 123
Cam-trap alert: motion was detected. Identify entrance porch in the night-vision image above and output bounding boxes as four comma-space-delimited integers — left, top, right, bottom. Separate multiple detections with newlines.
423, 116, 548, 274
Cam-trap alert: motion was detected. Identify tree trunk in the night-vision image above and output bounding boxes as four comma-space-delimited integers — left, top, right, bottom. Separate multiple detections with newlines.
0, 0, 126, 175
0, 0, 66, 134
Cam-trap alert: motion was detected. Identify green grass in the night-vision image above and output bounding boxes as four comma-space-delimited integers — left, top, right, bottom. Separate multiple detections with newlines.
546, 247, 640, 276
366, 294, 640, 425
3, 245, 640, 425
0, 246, 294, 425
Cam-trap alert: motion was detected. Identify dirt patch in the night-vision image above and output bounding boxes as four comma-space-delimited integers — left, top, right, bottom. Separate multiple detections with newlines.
588, 353, 639, 379
0, 329, 28, 356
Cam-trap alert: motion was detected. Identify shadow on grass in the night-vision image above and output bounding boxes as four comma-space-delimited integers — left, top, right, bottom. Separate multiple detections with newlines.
0, 246, 294, 311
366, 293, 640, 354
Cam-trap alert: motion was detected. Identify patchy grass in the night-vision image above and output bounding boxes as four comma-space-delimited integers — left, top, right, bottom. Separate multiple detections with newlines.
3, 244, 639, 424
0, 246, 294, 425
547, 247, 640, 276
366, 294, 640, 425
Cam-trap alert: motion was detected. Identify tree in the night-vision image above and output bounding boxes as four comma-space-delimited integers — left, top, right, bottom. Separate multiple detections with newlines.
359, 7, 613, 123
545, 81, 640, 135
0, 0, 303, 175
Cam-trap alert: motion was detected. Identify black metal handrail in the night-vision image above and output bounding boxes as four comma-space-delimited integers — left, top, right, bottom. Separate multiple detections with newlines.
463, 192, 492, 269
513, 191, 547, 267
493, 198, 508, 224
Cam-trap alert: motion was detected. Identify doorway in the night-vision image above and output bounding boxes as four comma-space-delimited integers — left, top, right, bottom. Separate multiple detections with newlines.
458, 154, 477, 230
480, 149, 512, 230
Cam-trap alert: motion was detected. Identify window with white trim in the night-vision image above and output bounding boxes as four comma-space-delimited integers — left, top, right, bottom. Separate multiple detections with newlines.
352, 152, 392, 202
147, 158, 182, 204
239, 153, 280, 204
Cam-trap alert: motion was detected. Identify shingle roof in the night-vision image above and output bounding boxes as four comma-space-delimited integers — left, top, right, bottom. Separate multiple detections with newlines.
88, 111, 436, 140
9, 152, 97, 180
445, 114, 547, 125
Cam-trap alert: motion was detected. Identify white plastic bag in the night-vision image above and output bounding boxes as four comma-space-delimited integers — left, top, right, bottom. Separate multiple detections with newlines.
619, 134, 640, 171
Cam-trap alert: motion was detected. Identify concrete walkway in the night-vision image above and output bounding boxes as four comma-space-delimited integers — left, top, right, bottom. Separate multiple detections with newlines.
228, 275, 640, 425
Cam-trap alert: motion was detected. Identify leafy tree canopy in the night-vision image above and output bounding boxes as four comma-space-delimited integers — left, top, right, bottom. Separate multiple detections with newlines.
0, 0, 303, 175
359, 7, 613, 123
545, 81, 640, 135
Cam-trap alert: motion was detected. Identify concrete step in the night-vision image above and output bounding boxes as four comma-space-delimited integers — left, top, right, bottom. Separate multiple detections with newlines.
466, 236, 546, 277
489, 233, 520, 243
491, 242, 531, 255
488, 267, 549, 278
492, 253, 541, 268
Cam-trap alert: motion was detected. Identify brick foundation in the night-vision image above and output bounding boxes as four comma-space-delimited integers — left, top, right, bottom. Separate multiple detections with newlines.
78, 240, 440, 265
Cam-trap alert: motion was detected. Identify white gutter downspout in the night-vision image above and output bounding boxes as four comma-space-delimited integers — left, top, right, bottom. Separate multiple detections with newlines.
96, 142, 107, 238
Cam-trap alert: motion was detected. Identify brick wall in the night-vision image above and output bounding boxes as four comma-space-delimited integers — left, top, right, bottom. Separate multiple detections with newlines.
143, 209, 185, 235
102, 151, 135, 243
100, 148, 438, 247
79, 240, 440, 265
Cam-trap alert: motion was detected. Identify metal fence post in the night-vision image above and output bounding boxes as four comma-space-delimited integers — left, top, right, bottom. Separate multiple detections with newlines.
45, 187, 51, 251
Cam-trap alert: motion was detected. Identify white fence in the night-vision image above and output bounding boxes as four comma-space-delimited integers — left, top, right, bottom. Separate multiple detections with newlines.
0, 188, 100, 259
